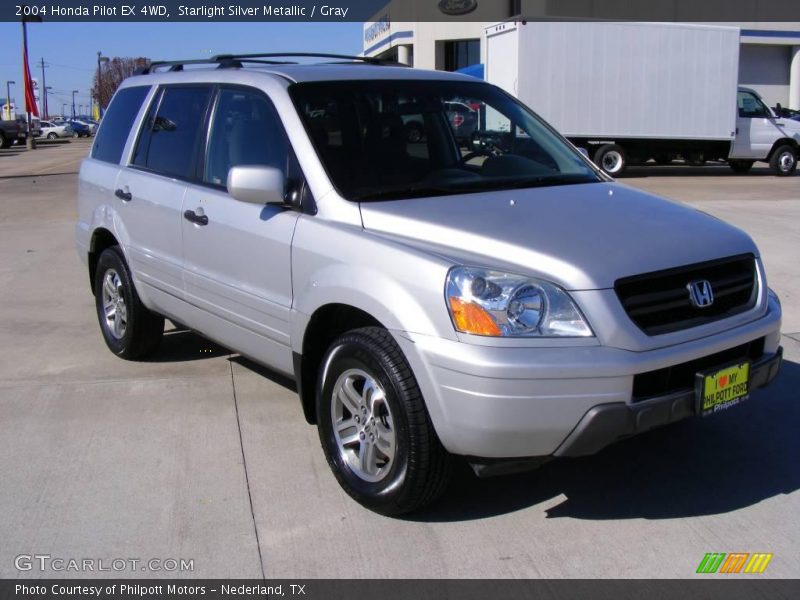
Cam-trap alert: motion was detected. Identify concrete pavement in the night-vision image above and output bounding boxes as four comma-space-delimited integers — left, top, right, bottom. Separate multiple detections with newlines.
0, 144, 798, 578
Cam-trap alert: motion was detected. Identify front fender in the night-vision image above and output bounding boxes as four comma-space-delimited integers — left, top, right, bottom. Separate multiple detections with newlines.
290, 216, 458, 353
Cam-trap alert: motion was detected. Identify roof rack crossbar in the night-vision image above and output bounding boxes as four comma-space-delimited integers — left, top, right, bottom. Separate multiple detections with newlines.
135, 52, 408, 75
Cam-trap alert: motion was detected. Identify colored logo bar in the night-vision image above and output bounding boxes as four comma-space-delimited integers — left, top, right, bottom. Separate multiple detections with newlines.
696, 553, 773, 574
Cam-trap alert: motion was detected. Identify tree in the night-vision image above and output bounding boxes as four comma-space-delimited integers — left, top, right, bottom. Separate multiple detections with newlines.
92, 57, 150, 110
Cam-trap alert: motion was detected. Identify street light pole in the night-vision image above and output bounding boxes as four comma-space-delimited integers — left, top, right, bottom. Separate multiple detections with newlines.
71, 90, 78, 119
4, 81, 14, 120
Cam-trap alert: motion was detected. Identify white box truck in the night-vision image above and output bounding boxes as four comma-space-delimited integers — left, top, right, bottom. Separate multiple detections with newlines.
485, 21, 800, 176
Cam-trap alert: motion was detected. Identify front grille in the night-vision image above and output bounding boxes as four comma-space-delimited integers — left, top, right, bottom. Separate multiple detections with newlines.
632, 337, 765, 401
615, 254, 757, 336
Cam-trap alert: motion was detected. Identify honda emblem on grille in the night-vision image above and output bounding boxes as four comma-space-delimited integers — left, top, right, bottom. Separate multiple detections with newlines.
688, 280, 714, 308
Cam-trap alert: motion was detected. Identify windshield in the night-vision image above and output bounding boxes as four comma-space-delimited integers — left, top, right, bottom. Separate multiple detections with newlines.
290, 80, 600, 201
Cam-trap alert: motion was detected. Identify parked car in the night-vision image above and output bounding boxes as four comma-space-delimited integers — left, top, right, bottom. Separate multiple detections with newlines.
77, 54, 783, 516
14, 115, 42, 141
67, 120, 91, 138
39, 120, 74, 139
72, 117, 98, 135
0, 118, 25, 148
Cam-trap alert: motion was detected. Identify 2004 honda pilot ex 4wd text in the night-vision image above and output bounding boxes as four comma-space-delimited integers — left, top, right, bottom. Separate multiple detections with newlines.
76, 54, 783, 515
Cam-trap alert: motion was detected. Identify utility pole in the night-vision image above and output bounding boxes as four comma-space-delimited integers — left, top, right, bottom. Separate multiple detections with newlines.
71, 90, 78, 119
39, 57, 48, 118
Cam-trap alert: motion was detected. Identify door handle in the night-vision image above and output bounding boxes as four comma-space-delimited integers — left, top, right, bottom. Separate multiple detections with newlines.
114, 188, 132, 201
183, 209, 209, 226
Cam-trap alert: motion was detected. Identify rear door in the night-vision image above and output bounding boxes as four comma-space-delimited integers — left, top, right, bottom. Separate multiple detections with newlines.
181, 85, 301, 373
77, 85, 150, 260
115, 84, 213, 300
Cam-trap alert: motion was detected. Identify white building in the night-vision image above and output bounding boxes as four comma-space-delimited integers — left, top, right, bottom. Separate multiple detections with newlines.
363, 2, 800, 109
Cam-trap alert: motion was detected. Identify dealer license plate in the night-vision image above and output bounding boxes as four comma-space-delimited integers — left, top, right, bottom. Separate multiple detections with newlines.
696, 362, 750, 417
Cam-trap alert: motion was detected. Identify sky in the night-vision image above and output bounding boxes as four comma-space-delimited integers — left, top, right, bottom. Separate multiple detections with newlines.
0, 21, 365, 116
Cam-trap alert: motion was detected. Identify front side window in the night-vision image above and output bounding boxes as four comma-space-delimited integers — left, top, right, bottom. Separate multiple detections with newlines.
737, 91, 770, 119
133, 85, 212, 179
291, 80, 599, 201
204, 87, 289, 186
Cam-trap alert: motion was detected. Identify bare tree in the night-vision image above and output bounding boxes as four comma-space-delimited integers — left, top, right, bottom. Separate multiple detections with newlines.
92, 57, 150, 110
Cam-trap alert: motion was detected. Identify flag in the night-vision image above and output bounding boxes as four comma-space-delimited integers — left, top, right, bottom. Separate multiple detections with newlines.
22, 40, 39, 117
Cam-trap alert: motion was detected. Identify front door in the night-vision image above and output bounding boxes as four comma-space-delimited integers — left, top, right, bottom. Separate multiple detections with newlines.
181, 86, 300, 373
731, 89, 783, 159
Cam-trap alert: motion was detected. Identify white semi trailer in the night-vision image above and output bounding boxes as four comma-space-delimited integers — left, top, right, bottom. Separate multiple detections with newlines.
485, 20, 800, 176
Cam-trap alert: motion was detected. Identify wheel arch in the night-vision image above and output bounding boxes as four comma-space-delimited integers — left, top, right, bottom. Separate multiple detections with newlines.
768, 138, 799, 159
88, 228, 121, 294
294, 303, 386, 424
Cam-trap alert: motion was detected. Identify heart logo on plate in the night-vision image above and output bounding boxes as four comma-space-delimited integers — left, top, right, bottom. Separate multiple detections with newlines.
718, 375, 728, 388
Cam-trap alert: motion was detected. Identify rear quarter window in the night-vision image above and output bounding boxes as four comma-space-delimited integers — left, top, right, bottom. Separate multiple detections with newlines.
91, 86, 150, 164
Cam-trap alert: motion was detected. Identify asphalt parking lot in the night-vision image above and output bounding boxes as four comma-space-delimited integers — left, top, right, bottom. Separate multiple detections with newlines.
1, 141, 798, 579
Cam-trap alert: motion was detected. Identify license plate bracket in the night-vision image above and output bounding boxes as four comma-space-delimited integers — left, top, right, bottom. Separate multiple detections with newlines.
695, 361, 750, 417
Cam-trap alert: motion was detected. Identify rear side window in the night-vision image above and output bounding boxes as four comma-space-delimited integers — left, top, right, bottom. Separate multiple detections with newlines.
90, 86, 149, 164
133, 86, 212, 179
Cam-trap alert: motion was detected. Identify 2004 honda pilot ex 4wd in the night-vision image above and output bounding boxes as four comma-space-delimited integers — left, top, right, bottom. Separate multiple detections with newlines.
76, 54, 783, 515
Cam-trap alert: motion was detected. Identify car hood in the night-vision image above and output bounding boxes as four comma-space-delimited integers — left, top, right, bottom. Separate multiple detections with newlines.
359, 182, 758, 290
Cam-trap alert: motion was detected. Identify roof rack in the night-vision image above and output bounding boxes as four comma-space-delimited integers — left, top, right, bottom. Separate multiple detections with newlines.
135, 52, 407, 75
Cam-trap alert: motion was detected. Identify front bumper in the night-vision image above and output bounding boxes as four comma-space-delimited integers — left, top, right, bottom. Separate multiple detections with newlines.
394, 296, 782, 460
554, 346, 782, 458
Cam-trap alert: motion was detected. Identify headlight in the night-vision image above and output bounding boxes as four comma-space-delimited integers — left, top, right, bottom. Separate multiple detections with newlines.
446, 266, 593, 337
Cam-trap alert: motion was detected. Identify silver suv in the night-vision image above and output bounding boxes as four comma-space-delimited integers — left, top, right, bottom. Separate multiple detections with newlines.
76, 54, 783, 515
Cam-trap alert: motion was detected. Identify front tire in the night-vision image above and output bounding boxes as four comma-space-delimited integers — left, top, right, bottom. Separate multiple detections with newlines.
94, 247, 164, 359
316, 327, 450, 515
770, 145, 797, 176
728, 159, 754, 174
47, 132, 58, 139
593, 143, 627, 176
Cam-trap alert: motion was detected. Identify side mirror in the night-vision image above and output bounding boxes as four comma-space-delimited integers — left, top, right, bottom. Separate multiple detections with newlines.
775, 103, 784, 118
227, 165, 285, 205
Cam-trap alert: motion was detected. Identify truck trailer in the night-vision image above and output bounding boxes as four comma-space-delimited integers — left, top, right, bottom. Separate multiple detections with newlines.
485, 20, 799, 176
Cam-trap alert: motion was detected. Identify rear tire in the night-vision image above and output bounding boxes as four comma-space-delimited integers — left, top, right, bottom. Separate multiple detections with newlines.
47, 132, 58, 139
316, 327, 451, 515
593, 143, 627, 176
686, 152, 706, 166
769, 145, 797, 176
94, 247, 164, 359
728, 160, 754, 174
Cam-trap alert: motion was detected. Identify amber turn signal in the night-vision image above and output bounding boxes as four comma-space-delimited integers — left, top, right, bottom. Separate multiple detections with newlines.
448, 297, 501, 336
